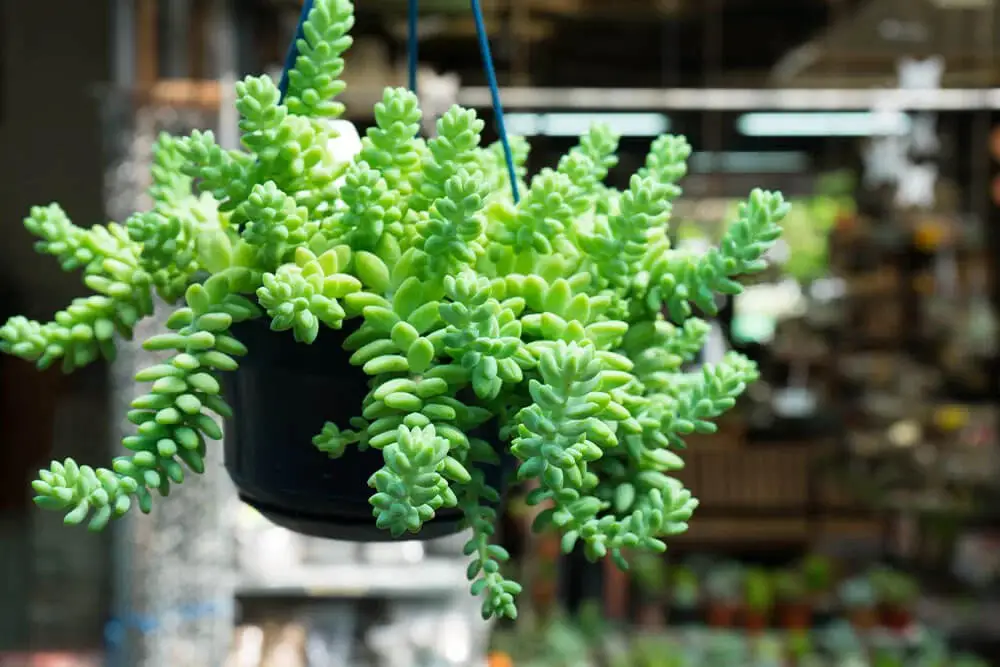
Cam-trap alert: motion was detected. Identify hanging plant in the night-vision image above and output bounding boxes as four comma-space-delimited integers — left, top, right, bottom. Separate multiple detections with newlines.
0, 0, 787, 621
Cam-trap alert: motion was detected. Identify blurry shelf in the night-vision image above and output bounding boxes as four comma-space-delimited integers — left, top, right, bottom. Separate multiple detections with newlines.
126, 79, 222, 110
672, 517, 810, 544
458, 86, 1000, 111
919, 598, 1000, 640
237, 560, 469, 598
812, 517, 884, 539
137, 80, 1000, 113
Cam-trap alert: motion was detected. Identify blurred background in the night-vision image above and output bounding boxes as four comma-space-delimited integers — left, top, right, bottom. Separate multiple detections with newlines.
0, 0, 999, 665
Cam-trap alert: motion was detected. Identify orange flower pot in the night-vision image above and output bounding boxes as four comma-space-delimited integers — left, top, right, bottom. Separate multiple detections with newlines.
778, 604, 813, 630
743, 610, 769, 633
707, 604, 738, 628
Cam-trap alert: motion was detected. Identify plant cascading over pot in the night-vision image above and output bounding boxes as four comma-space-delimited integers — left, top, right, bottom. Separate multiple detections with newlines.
0, 0, 788, 620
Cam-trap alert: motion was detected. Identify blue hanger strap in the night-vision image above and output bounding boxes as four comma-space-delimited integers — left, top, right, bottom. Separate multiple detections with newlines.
278, 0, 315, 102
469, 0, 520, 203
278, 0, 519, 204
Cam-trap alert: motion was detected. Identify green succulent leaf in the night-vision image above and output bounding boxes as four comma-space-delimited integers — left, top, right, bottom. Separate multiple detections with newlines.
30, 272, 261, 527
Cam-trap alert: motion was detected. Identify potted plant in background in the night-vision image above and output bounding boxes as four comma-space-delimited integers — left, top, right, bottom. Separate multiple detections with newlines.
630, 551, 669, 627
628, 635, 691, 667
525, 613, 595, 667
820, 620, 868, 667
870, 568, 918, 631
774, 569, 813, 631
491, 607, 604, 667
800, 553, 835, 623
1, 0, 787, 621
742, 567, 775, 633
911, 630, 949, 667
704, 562, 744, 628
839, 575, 879, 632
872, 647, 905, 667
786, 629, 815, 667
952, 654, 990, 667
751, 634, 786, 667
702, 630, 748, 667
667, 563, 702, 626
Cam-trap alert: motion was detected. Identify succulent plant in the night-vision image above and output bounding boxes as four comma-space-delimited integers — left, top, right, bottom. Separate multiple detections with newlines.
913, 630, 949, 667
702, 630, 747, 665
869, 567, 918, 607
744, 567, 775, 612
820, 620, 866, 658
951, 654, 989, 667
872, 647, 905, 667
774, 569, 808, 603
838, 576, 877, 610
0, 0, 786, 621
751, 635, 785, 667
786, 629, 813, 660
670, 564, 701, 608
631, 550, 669, 594
800, 553, 834, 593
631, 635, 689, 667
705, 563, 745, 603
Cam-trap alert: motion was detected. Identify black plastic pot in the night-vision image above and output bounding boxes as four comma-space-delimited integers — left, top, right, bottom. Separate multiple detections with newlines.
222, 317, 509, 541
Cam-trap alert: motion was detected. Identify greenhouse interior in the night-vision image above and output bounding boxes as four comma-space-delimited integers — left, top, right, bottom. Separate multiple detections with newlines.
0, 0, 998, 665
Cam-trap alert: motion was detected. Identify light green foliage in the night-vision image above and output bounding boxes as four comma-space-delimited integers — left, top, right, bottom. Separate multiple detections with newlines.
2, 0, 788, 622
639, 134, 690, 195
566, 123, 620, 215
333, 161, 405, 253
1, 205, 154, 371
580, 174, 672, 289
461, 469, 521, 620
283, 0, 354, 118
127, 158, 222, 301
32, 273, 260, 527
482, 134, 530, 198
488, 169, 579, 262
360, 87, 424, 197
257, 246, 361, 342
645, 188, 786, 322
240, 181, 312, 268
410, 105, 485, 213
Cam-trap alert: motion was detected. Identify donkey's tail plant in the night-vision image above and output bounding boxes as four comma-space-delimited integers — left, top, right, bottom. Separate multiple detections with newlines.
2, 0, 788, 621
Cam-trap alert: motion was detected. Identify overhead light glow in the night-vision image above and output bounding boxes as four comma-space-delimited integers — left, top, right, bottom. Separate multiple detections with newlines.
689, 150, 809, 173
736, 111, 912, 137
504, 112, 670, 137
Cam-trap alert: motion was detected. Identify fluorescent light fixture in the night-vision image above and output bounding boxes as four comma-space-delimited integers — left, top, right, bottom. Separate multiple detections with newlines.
504, 112, 669, 137
737, 111, 912, 137
689, 150, 809, 173
459, 87, 1000, 110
